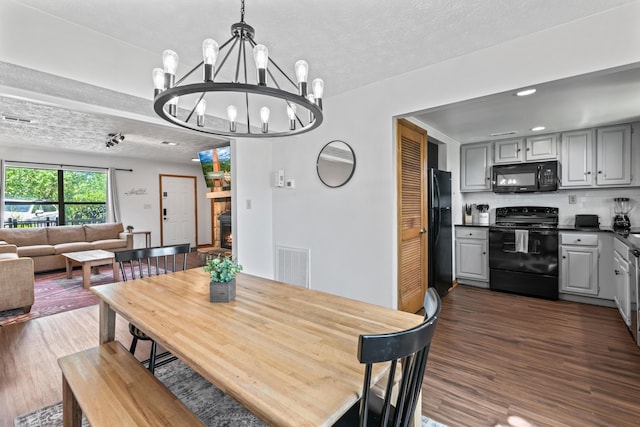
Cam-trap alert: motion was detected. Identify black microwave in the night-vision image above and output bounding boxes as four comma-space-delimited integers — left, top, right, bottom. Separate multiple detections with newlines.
492, 161, 558, 193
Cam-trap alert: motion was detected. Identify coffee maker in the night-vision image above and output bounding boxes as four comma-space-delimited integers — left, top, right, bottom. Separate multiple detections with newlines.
613, 197, 632, 231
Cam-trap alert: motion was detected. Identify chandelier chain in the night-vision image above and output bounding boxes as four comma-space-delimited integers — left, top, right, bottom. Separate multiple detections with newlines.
240, 0, 245, 23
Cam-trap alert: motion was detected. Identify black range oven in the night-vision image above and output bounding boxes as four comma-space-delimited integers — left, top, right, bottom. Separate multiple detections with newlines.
489, 206, 559, 300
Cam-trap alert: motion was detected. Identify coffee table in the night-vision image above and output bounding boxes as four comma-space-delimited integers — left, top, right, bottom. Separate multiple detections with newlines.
63, 250, 118, 289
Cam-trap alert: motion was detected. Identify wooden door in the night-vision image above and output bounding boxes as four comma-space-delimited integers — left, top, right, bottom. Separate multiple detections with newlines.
160, 175, 198, 247
397, 119, 428, 313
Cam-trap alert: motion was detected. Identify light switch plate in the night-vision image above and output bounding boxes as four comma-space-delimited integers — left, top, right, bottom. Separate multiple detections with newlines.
568, 195, 577, 204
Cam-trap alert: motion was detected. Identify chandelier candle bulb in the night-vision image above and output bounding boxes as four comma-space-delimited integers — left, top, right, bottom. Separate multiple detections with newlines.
227, 105, 238, 132
167, 97, 178, 117
295, 60, 309, 96
287, 104, 297, 130
260, 107, 270, 133
162, 50, 179, 89
196, 99, 206, 127
152, 68, 165, 96
253, 44, 269, 86
202, 39, 219, 82
312, 78, 324, 109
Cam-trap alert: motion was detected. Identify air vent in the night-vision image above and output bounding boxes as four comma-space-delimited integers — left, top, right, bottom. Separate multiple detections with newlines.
275, 246, 310, 288
1, 115, 32, 124
489, 130, 518, 137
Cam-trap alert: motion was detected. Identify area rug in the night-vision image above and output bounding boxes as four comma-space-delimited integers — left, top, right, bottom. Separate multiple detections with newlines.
0, 268, 113, 326
14, 358, 448, 427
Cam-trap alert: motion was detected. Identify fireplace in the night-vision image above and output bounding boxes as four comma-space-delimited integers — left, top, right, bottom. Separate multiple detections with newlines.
219, 212, 232, 250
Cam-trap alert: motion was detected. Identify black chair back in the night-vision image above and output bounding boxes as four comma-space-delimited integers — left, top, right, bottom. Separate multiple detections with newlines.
115, 244, 190, 281
336, 287, 441, 427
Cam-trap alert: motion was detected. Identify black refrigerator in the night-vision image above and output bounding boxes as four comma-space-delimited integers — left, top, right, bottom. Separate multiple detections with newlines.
428, 168, 452, 297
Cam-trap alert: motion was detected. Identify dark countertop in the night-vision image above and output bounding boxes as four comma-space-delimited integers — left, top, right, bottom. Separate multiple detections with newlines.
454, 224, 640, 256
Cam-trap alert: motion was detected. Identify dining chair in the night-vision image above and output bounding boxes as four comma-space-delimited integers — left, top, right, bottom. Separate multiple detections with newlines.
114, 243, 190, 374
334, 287, 442, 427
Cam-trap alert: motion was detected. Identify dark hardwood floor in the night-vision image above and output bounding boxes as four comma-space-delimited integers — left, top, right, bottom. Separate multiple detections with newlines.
422, 285, 640, 427
1, 269, 639, 427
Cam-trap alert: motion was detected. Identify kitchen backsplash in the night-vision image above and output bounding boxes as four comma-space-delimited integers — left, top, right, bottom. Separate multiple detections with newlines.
462, 187, 640, 228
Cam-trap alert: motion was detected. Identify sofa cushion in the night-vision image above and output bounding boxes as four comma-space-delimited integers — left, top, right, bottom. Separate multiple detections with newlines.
47, 226, 86, 245
54, 242, 94, 254
84, 223, 124, 242
18, 245, 56, 257
90, 239, 129, 250
0, 253, 19, 260
0, 228, 48, 246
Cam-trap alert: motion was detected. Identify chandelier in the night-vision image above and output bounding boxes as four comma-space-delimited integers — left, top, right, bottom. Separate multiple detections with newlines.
152, 0, 324, 138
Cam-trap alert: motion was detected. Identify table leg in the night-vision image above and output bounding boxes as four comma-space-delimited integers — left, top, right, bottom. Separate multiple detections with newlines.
82, 263, 91, 289
112, 259, 119, 282
65, 258, 73, 279
99, 299, 116, 344
62, 375, 82, 427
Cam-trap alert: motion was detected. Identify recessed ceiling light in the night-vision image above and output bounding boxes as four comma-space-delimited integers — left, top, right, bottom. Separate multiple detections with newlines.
161, 141, 178, 146
516, 88, 536, 97
531, 126, 546, 131
490, 130, 518, 137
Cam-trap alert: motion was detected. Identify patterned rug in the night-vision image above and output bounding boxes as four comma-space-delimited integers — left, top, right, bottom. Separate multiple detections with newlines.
0, 268, 112, 326
14, 358, 447, 427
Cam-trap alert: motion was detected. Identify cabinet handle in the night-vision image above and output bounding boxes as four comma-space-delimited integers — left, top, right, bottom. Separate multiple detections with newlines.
577, 239, 581, 242
526, 148, 530, 151
598, 171, 602, 174
587, 171, 591, 175
562, 255, 567, 259
614, 269, 620, 275
517, 149, 521, 152
482, 252, 486, 255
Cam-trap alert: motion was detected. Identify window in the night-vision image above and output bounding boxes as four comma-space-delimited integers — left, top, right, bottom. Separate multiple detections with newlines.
4, 166, 107, 228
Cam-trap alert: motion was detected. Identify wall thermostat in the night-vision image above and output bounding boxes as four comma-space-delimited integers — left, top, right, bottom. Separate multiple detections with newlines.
273, 170, 285, 187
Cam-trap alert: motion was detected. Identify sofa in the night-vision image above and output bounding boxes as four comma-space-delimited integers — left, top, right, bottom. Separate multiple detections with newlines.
0, 244, 34, 313
0, 223, 133, 273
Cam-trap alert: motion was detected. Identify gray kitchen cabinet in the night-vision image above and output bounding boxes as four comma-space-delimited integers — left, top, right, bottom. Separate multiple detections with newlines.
613, 238, 633, 327
560, 233, 599, 296
455, 227, 489, 285
525, 133, 559, 161
560, 125, 631, 188
596, 124, 632, 186
493, 138, 524, 164
560, 129, 594, 187
460, 143, 492, 192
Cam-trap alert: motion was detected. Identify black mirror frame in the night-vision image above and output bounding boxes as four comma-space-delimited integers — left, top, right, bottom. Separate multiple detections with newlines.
316, 140, 356, 188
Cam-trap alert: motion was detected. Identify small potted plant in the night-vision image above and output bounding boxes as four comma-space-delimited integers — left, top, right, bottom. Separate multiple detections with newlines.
204, 256, 243, 302
126, 225, 134, 233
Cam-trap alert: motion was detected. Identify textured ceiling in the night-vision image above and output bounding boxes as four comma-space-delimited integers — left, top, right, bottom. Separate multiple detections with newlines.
0, 0, 636, 161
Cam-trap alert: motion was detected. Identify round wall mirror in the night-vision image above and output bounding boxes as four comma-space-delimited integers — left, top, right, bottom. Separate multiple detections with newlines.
316, 140, 356, 188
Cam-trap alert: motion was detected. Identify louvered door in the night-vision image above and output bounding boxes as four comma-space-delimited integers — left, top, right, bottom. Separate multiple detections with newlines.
397, 119, 427, 313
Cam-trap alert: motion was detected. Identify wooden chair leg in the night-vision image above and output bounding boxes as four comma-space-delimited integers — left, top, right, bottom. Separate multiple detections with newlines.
148, 341, 158, 374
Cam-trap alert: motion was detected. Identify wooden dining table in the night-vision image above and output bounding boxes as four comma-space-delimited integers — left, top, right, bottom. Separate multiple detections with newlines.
91, 270, 423, 426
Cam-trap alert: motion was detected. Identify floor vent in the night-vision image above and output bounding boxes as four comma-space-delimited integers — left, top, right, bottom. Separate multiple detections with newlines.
275, 246, 310, 288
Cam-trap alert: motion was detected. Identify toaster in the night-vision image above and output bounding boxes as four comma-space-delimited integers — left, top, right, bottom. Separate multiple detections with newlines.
574, 214, 600, 229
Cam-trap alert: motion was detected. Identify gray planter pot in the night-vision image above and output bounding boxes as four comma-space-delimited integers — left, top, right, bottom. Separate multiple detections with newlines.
210, 278, 236, 302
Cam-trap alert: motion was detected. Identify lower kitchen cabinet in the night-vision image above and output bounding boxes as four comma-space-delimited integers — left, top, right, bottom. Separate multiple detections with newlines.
560, 233, 599, 296
455, 227, 489, 286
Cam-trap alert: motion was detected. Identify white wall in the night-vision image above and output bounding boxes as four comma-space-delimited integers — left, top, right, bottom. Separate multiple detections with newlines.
0, 146, 212, 248
232, 139, 274, 279
270, 2, 640, 308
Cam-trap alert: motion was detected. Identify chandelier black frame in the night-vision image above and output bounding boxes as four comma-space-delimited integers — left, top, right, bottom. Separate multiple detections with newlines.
152, 0, 324, 138
105, 132, 124, 148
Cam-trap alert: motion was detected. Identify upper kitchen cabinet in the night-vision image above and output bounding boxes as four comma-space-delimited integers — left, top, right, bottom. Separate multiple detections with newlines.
493, 139, 524, 164
560, 124, 632, 188
560, 129, 594, 187
596, 124, 631, 186
460, 142, 492, 192
525, 133, 559, 161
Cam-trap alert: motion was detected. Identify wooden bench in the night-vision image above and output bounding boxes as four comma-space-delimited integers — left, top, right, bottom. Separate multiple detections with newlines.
58, 341, 205, 427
